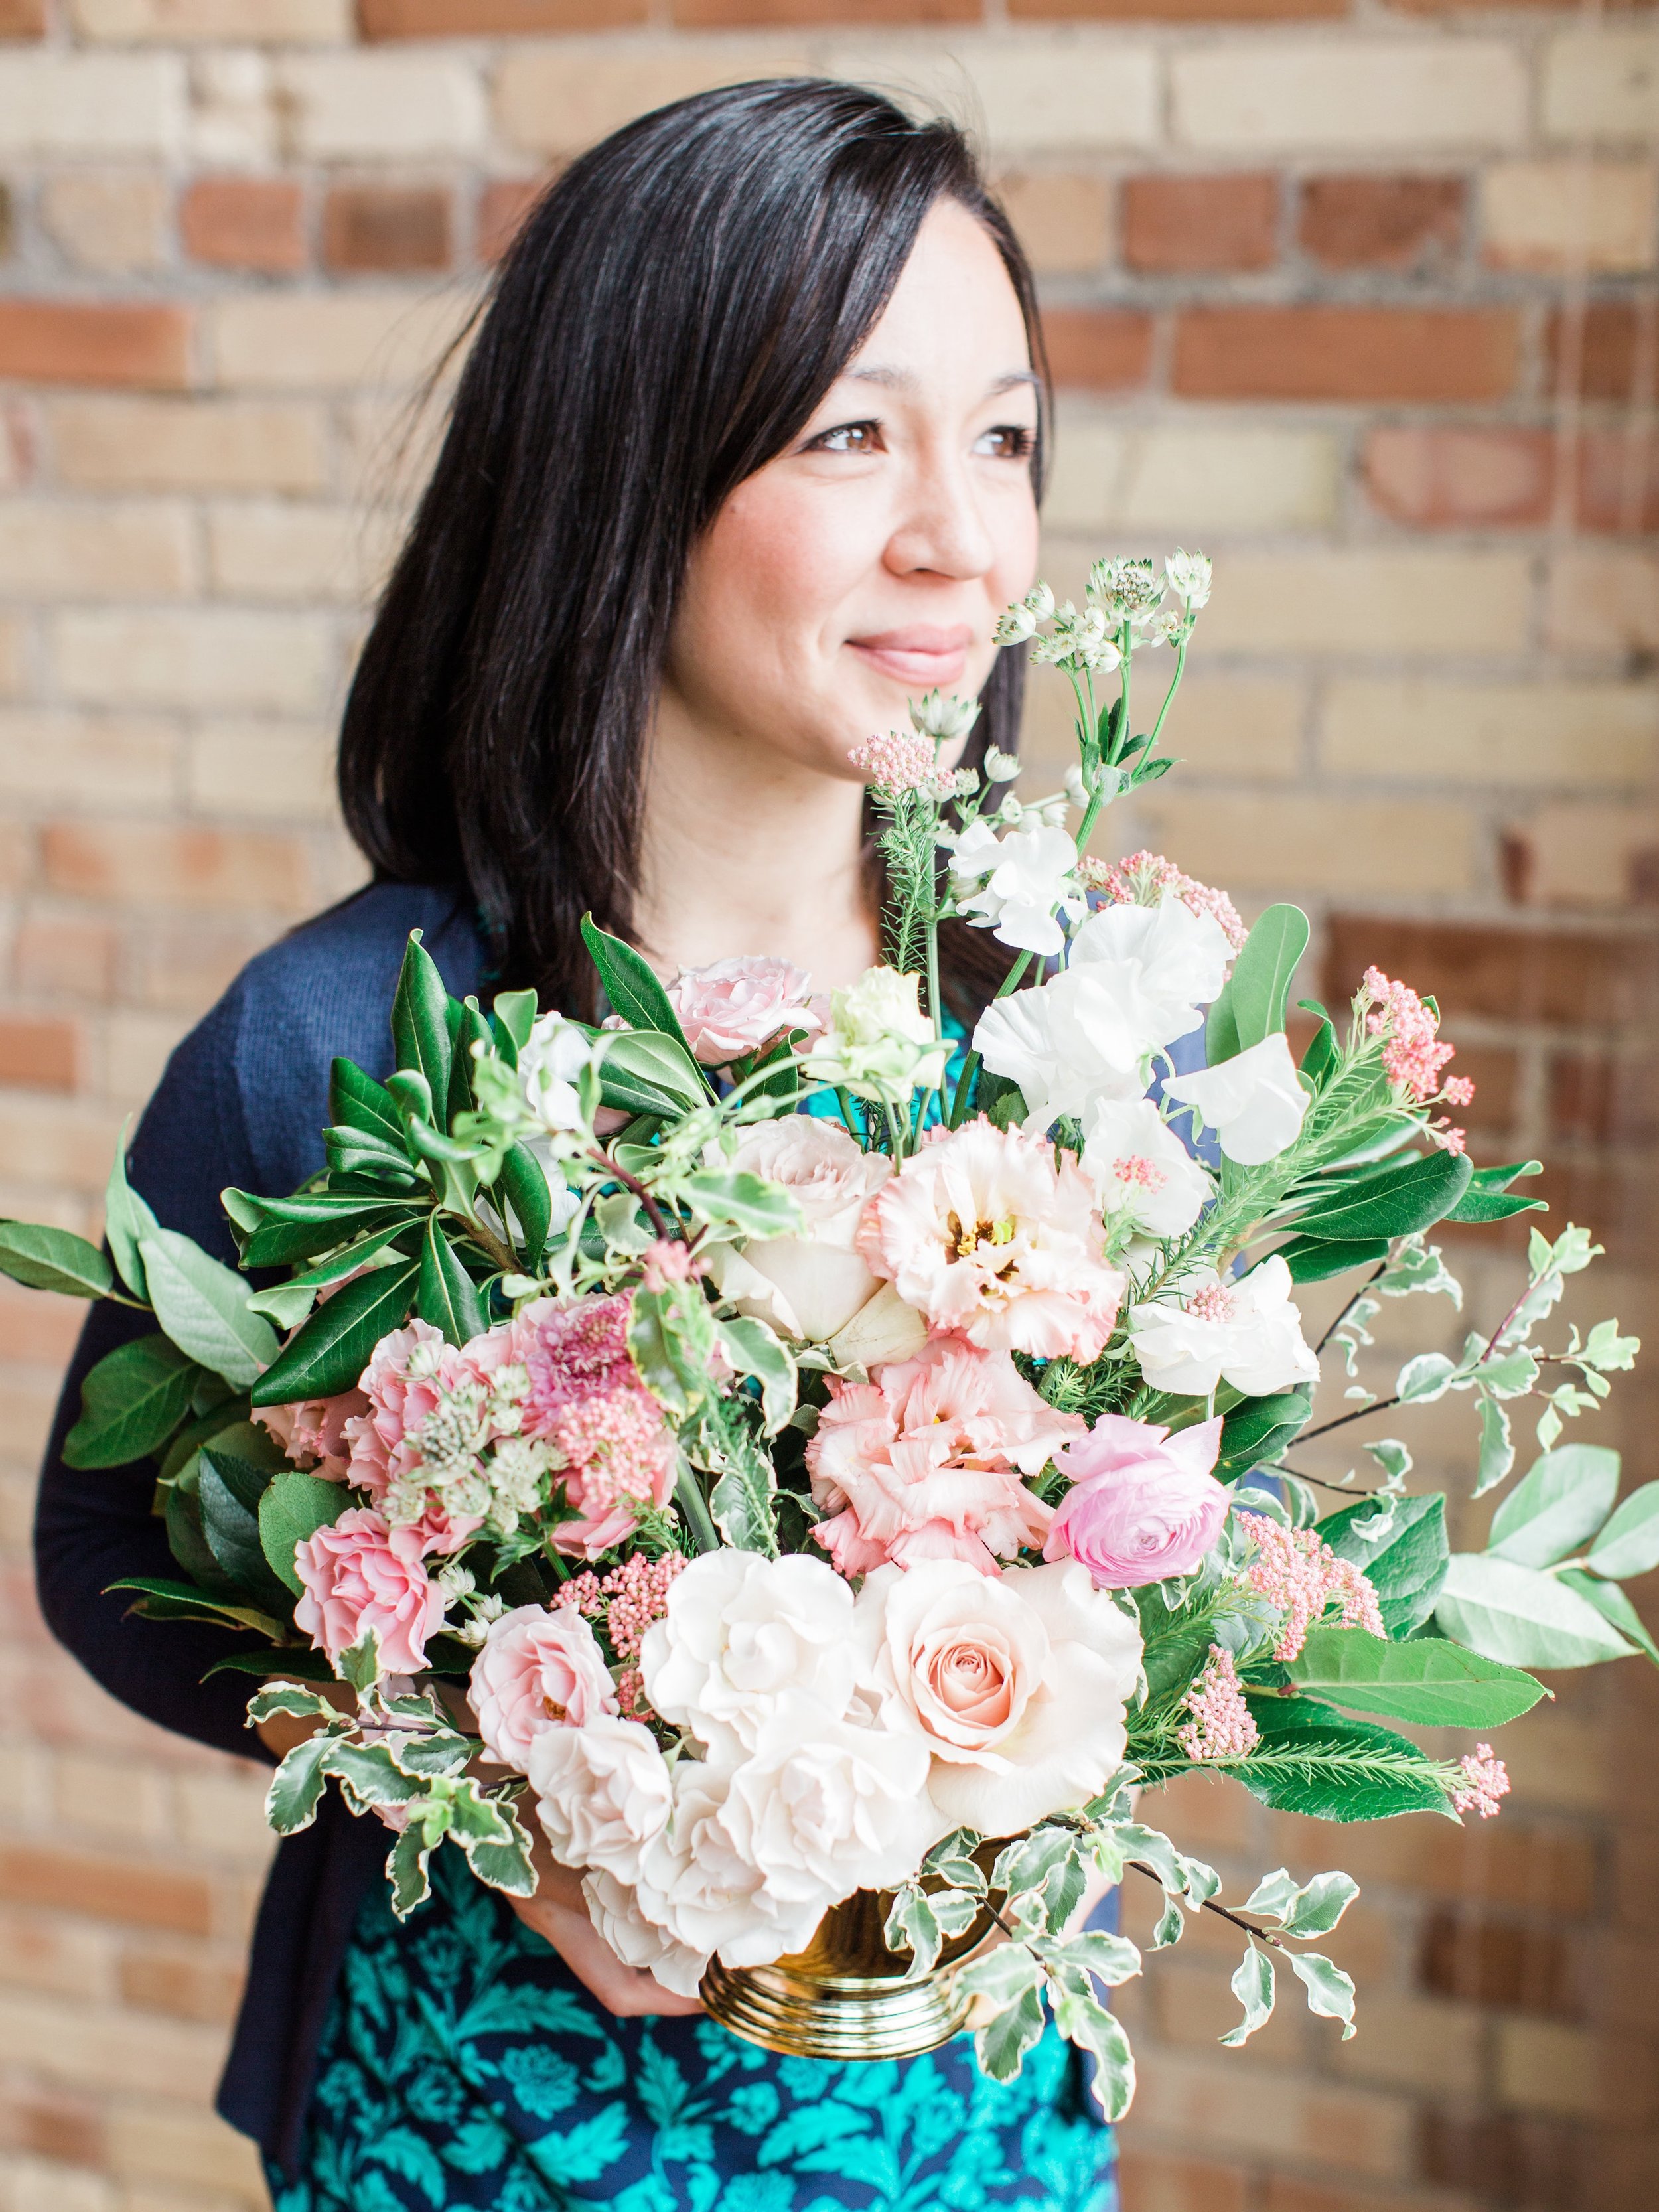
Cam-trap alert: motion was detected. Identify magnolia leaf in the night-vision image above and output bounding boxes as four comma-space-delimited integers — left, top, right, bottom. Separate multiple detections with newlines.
1586, 1483, 1659, 1580
1319, 1491, 1447, 1639
105, 1128, 159, 1299
580, 915, 690, 1047
391, 931, 453, 1108
1489, 1445, 1622, 1569
64, 1333, 202, 1469
416, 1216, 486, 1348
1286, 1628, 1545, 1728
1219, 1941, 1275, 2047
253, 1258, 420, 1406
1435, 1552, 1635, 1668
1206, 903, 1309, 1063
1292, 1149, 1472, 1247
140, 1228, 279, 1388
1288, 1950, 1357, 2039
0, 1219, 113, 1301
259, 1471, 348, 1597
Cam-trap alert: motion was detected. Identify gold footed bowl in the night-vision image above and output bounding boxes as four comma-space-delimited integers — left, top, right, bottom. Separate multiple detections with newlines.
699, 1886, 997, 2061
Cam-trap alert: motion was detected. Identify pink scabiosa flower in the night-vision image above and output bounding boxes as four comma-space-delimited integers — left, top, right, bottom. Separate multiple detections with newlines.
293, 1507, 447, 1677
1044, 1412, 1227, 1587
1236, 1511, 1385, 1662
469, 1603, 620, 1773
1176, 1645, 1259, 1762
1450, 1743, 1510, 1820
518, 1294, 676, 1559
666, 956, 822, 1066
806, 1337, 1083, 1577
254, 1388, 367, 1481
857, 1118, 1125, 1362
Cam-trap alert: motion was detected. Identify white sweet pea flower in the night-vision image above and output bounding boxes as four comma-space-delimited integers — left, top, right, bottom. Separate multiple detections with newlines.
1163, 1032, 1310, 1166
1129, 1254, 1320, 1398
1166, 548, 1213, 608
1082, 1096, 1213, 1241
948, 822, 1083, 957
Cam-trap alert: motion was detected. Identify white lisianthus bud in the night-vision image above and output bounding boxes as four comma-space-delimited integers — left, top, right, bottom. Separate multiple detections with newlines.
1026, 581, 1056, 619
802, 966, 950, 1104
1165, 548, 1213, 608
995, 603, 1038, 645
984, 746, 1021, 782
910, 689, 981, 743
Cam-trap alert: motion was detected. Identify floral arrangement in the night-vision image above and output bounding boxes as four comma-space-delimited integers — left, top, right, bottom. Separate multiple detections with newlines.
7, 550, 1652, 2118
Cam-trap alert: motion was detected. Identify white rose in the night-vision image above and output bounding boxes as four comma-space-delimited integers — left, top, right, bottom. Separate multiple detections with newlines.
1081, 1096, 1213, 1242
581, 1864, 709, 2001
702, 1118, 892, 1342
639, 1550, 859, 1759
526, 1714, 674, 1882
858, 1558, 1142, 1834
1128, 1253, 1320, 1398
1163, 1033, 1310, 1167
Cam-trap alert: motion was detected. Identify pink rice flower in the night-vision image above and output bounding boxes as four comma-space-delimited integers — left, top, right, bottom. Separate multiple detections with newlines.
848, 729, 938, 794
293, 1507, 447, 1677
857, 1118, 1126, 1363
1236, 1511, 1385, 1662
1080, 849, 1246, 952
1362, 966, 1458, 1102
666, 956, 822, 1065
806, 1336, 1082, 1578
1176, 1645, 1260, 1762
254, 1389, 367, 1482
1449, 1743, 1510, 1820
1441, 1074, 1476, 1108
518, 1295, 676, 1558
1427, 1120, 1468, 1157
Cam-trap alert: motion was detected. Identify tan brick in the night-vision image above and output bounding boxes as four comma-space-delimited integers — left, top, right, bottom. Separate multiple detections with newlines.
277, 51, 484, 160
52, 608, 333, 713
186, 721, 335, 820
72, 0, 350, 35
1118, 791, 1476, 896
53, 1755, 171, 1845
494, 40, 812, 155
1046, 413, 1340, 534
1114, 2148, 1248, 2212
0, 1011, 80, 1090
180, 176, 305, 274
826, 34, 1162, 153
0, 500, 194, 599
208, 289, 465, 392
1485, 160, 1657, 275
1513, 799, 1659, 909
102, 1004, 186, 1100
48, 396, 327, 494
1321, 682, 1658, 789
206, 500, 394, 603
1328, 1991, 1484, 2096
1194, 551, 1531, 656
0, 713, 177, 808
38, 173, 169, 275
0, 1907, 109, 2003
0, 1993, 225, 2100
125, 911, 274, 1011
0, 303, 191, 392
1546, 547, 1659, 656
176, 1773, 276, 1864
3, 2156, 115, 2212
13, 912, 118, 1001
995, 171, 1111, 275
1026, 665, 1301, 783
0, 54, 184, 155
117, 1941, 244, 2024
1130, 2053, 1413, 2177
0, 0, 44, 31
188, 46, 275, 169
366, 0, 630, 24
0, 613, 25, 697
1172, 41, 1527, 153
104, 2102, 265, 2197
1496, 2020, 1618, 2120
0, 1843, 212, 1934
475, 173, 543, 264
1544, 29, 1659, 144
41, 820, 309, 911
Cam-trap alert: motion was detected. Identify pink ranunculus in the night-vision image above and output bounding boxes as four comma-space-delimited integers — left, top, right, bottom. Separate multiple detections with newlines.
469, 1603, 620, 1772
293, 1507, 447, 1676
857, 1117, 1125, 1363
806, 1337, 1082, 1577
1043, 1412, 1227, 1588
253, 1388, 368, 1481
666, 956, 823, 1067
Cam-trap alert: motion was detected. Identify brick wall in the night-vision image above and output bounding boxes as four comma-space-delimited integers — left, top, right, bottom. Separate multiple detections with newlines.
0, 3, 1649, 2209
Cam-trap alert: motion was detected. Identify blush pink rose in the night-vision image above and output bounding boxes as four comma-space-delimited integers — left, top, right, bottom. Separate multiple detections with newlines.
469, 1603, 620, 1772
666, 956, 823, 1066
1043, 1412, 1227, 1588
254, 1389, 368, 1481
807, 1337, 1082, 1577
293, 1507, 447, 1676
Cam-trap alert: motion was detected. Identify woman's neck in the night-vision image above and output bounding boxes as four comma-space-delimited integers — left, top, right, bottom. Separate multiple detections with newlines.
634, 701, 879, 990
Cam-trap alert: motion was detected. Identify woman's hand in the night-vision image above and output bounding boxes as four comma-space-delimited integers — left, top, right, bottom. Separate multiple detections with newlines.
506, 1824, 703, 2018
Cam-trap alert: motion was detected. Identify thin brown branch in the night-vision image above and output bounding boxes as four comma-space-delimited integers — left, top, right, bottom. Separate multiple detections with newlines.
589, 1149, 674, 1242
1126, 1861, 1288, 1953
1298, 1393, 1401, 1445
1313, 1263, 1387, 1357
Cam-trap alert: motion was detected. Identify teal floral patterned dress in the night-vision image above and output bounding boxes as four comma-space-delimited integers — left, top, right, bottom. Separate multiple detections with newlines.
269, 1850, 1116, 2212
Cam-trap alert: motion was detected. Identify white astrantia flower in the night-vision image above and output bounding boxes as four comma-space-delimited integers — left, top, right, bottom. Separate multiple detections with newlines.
1129, 1254, 1321, 1399
1082, 1096, 1214, 1242
910, 688, 980, 743
995, 601, 1038, 645
1165, 548, 1213, 608
983, 745, 1021, 783
946, 822, 1083, 957
1163, 1031, 1310, 1167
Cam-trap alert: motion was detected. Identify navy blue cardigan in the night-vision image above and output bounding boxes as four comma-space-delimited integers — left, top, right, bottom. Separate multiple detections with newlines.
33, 883, 488, 2175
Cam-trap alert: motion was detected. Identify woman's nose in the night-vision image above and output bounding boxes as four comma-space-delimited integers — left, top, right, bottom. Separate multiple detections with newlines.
883, 451, 996, 583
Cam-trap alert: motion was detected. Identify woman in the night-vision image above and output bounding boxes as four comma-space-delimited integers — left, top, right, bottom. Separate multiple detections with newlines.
35, 80, 1116, 2212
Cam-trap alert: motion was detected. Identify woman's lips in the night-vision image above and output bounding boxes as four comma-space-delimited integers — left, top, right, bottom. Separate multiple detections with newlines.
847, 625, 975, 687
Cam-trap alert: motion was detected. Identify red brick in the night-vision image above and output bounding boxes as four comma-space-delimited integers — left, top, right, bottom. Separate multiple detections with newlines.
42, 822, 309, 911
0, 302, 190, 392
0, 1, 44, 33
1324, 915, 1659, 1029
1550, 1053, 1659, 1147
1174, 306, 1516, 402
1419, 1909, 1577, 2016
1262, 2184, 1412, 2212
477, 176, 545, 264
0, 1842, 214, 1934
359, 0, 641, 28
323, 184, 451, 275
1118, 2147, 1249, 2212
1550, 299, 1658, 405
1578, 426, 1659, 535
13, 914, 117, 1002
119, 1942, 244, 2024
0, 1011, 78, 1090
1041, 307, 1153, 391
1122, 173, 1277, 272
1419, 2110, 1578, 2209
180, 177, 305, 277
676, 0, 975, 17
0, 2087, 106, 2167
1362, 425, 1554, 528
1014, 0, 1339, 15
1298, 174, 1465, 271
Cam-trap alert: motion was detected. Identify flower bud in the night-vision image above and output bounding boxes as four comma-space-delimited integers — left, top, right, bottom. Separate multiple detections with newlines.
984, 745, 1021, 782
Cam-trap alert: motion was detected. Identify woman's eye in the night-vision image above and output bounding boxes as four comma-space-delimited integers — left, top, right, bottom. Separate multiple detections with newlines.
975, 423, 1036, 461
807, 420, 883, 455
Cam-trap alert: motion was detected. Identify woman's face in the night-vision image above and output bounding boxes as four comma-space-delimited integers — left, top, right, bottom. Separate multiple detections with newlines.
661, 197, 1041, 783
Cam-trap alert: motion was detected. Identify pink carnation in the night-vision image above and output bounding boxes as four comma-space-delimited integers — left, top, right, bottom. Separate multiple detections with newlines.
469, 1603, 620, 1772
293, 1507, 446, 1676
666, 956, 822, 1066
806, 1337, 1082, 1577
1044, 1412, 1227, 1587
518, 1295, 676, 1559
342, 1319, 448, 1503
857, 1118, 1125, 1363
254, 1389, 367, 1481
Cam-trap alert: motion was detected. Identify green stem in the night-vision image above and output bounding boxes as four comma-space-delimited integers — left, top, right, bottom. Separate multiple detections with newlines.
674, 1458, 719, 1555
883, 1100, 907, 1163
834, 1087, 862, 1142
1142, 629, 1189, 760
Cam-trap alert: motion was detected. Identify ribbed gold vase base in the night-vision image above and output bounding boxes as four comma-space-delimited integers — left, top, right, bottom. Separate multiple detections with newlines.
699, 1886, 991, 2062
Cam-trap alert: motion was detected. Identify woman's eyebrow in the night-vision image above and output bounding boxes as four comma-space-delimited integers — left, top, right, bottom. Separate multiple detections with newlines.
844, 365, 1039, 398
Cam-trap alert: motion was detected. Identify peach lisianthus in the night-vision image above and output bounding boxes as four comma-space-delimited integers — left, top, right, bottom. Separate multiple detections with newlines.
806, 1337, 1082, 1576
857, 1117, 1125, 1361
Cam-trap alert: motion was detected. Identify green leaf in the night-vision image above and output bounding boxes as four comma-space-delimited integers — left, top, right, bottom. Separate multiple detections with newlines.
386, 1825, 434, 1918
64, 1333, 203, 1468
1051, 1988, 1137, 2122
246, 1680, 336, 1723
1444, 1159, 1546, 1225
1435, 1552, 1636, 1668
683, 1171, 802, 1241
497, 1143, 552, 1269
139, 1228, 279, 1388
1206, 904, 1310, 1065
206, 1646, 336, 1682
1216, 1391, 1309, 1482
1398, 1352, 1457, 1404
391, 930, 453, 1108
1559, 1571, 1659, 1666
106, 1574, 287, 1639
1298, 1008, 1338, 1090
1243, 1867, 1358, 1939
973, 1984, 1046, 2084
1585, 1482, 1659, 1580
1291, 1149, 1474, 1246
1277, 1235, 1391, 1284
340, 1633, 380, 1693
104, 1128, 158, 1300
492, 987, 538, 1057
1320, 1493, 1448, 1639
447, 997, 493, 1127
266, 1730, 336, 1833
0, 1220, 113, 1300
717, 1315, 797, 1435
1234, 1698, 1453, 1821
628, 1287, 708, 1420
708, 1424, 779, 1557
956, 1945, 1045, 2008
252, 1256, 419, 1406
324, 1741, 423, 1810
598, 1028, 706, 1117
1218, 1941, 1275, 2047
259, 1471, 348, 1597
884, 1887, 943, 1980
452, 1786, 537, 1897
330, 1057, 406, 1148
417, 1217, 485, 1347
1286, 1627, 1546, 1727
1287, 1950, 1357, 2039
198, 1453, 294, 1614
579, 915, 692, 1049
1489, 1445, 1621, 1568
1475, 1396, 1515, 1499
1036, 1930, 1141, 1988
236, 1195, 424, 1273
